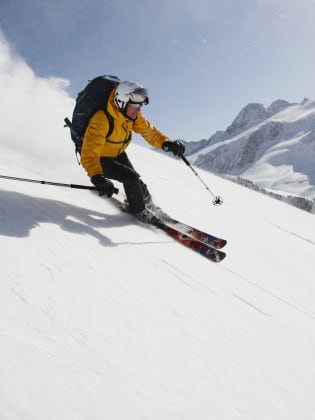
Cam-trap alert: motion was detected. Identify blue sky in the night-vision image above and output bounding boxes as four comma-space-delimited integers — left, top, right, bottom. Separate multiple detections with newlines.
1, 0, 315, 141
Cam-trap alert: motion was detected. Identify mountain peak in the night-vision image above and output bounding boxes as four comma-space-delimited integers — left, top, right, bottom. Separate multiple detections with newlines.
226, 103, 266, 135
266, 99, 291, 116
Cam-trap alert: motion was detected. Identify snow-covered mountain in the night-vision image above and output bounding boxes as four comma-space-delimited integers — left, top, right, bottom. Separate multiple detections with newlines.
184, 99, 315, 212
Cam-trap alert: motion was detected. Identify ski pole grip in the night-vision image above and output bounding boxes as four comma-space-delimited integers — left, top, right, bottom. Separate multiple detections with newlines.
181, 155, 191, 166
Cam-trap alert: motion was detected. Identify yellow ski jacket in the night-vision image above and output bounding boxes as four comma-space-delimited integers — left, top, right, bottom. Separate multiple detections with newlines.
80, 88, 169, 178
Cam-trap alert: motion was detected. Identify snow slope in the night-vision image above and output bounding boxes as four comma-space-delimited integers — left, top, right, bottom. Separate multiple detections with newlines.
1, 144, 315, 420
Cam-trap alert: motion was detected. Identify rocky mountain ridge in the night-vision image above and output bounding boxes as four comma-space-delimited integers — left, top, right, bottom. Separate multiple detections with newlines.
182, 98, 315, 212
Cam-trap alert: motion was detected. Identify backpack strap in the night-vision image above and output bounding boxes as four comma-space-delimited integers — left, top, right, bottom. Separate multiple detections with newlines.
103, 108, 114, 139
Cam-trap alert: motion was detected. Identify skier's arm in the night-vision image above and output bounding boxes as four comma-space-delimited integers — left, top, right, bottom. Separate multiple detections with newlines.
133, 113, 169, 148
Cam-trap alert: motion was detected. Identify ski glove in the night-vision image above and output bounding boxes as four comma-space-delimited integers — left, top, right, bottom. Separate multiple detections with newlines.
91, 174, 115, 197
162, 140, 185, 157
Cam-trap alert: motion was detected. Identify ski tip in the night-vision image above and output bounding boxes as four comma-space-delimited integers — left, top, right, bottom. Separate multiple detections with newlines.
202, 246, 226, 263
212, 239, 227, 249
212, 251, 226, 263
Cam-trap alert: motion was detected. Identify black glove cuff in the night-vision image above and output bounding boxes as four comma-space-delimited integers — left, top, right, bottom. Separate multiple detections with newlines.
91, 174, 104, 186
162, 141, 172, 152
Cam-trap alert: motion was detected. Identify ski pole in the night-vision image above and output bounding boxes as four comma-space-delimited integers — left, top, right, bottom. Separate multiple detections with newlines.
0, 174, 119, 194
181, 156, 223, 205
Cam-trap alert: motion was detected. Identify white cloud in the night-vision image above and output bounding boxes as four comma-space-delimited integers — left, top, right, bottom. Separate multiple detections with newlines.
0, 31, 76, 179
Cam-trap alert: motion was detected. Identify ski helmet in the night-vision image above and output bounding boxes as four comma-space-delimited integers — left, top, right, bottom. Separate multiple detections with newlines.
114, 81, 149, 111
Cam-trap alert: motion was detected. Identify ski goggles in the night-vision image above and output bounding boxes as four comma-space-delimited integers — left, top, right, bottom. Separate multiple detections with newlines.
129, 101, 144, 109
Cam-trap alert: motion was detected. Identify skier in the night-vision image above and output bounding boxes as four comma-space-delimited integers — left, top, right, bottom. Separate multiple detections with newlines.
80, 80, 185, 221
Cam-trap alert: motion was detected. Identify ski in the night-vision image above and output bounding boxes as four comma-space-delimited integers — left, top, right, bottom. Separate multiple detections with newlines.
164, 218, 226, 249
151, 219, 226, 263
150, 207, 227, 249
111, 197, 226, 263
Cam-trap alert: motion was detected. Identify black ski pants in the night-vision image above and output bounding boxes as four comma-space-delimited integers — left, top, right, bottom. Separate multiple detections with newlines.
100, 152, 150, 213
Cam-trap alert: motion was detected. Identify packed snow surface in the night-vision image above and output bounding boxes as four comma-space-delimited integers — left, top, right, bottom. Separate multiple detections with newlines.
1, 144, 315, 420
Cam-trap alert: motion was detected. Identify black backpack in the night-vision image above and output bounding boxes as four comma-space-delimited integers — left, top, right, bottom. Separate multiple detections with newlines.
64, 75, 120, 156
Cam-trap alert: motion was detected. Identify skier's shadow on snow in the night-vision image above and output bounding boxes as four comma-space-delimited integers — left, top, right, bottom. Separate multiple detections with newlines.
0, 190, 131, 247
